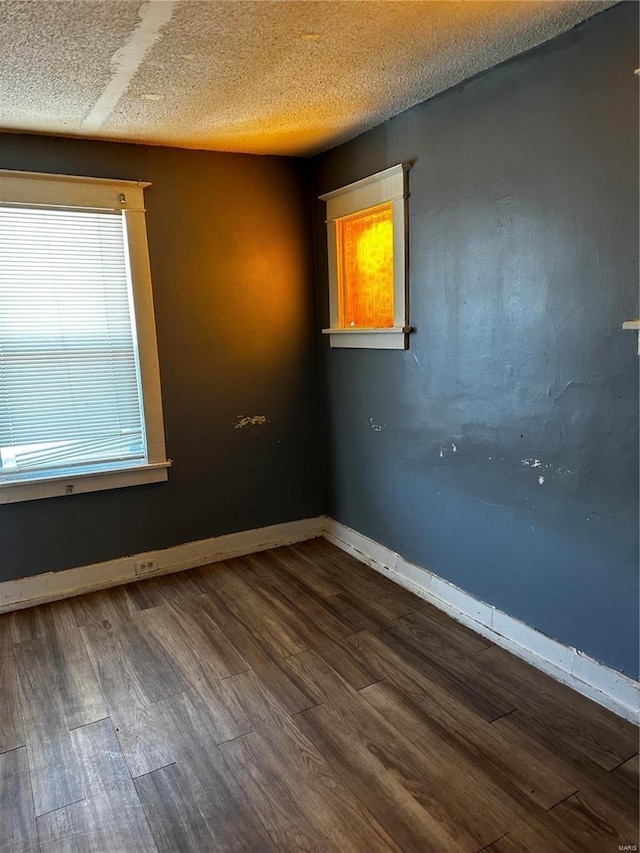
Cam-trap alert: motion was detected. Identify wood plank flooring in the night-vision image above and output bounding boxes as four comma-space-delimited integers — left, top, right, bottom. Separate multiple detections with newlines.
0, 538, 637, 852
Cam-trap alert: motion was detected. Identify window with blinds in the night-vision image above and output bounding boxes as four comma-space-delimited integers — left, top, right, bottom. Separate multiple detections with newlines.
0, 170, 169, 503
0, 206, 146, 480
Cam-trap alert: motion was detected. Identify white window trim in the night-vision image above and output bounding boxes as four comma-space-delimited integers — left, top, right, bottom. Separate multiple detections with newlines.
0, 169, 170, 504
320, 163, 411, 350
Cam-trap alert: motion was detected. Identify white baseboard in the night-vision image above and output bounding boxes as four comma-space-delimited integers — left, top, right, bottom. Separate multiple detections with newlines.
1, 510, 637, 723
0, 516, 325, 613
323, 517, 640, 725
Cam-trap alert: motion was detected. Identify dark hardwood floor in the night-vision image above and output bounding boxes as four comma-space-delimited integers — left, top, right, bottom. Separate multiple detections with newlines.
0, 537, 637, 851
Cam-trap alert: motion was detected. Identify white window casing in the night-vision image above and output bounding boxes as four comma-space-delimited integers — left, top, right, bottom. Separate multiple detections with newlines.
0, 169, 170, 503
320, 163, 411, 350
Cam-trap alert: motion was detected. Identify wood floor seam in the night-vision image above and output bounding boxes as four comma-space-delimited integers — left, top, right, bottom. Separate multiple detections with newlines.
489, 707, 518, 724
68, 715, 111, 733
613, 750, 640, 768
475, 831, 510, 851
34, 795, 87, 819
289, 703, 323, 717
132, 761, 178, 781
356, 677, 386, 691
215, 730, 256, 746
218, 667, 252, 681
544, 788, 581, 811
0, 743, 26, 756
608, 752, 640, 773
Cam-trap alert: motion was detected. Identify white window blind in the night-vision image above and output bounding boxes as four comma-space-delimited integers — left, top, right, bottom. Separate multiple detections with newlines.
0, 205, 147, 482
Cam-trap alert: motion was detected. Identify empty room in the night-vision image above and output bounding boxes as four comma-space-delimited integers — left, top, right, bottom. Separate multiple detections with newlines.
0, 0, 638, 850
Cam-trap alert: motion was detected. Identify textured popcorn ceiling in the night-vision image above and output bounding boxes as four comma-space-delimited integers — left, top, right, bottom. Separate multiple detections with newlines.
0, 0, 617, 156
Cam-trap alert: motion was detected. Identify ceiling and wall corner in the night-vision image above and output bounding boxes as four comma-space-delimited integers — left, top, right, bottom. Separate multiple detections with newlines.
0, 0, 619, 156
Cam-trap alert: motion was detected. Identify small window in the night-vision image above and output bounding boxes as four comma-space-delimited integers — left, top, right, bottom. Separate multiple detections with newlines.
321, 163, 410, 349
0, 169, 170, 503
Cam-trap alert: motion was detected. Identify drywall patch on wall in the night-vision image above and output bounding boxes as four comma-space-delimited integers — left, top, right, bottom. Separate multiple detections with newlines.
234, 415, 270, 429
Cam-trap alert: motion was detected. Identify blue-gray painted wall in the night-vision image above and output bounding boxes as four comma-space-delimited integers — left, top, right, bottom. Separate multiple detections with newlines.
312, 3, 639, 678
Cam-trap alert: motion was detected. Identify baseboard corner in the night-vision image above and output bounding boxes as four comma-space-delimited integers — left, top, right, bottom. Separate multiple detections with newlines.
323, 517, 640, 724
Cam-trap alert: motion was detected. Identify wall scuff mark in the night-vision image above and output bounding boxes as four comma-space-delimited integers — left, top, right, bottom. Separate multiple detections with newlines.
234, 415, 269, 429
522, 458, 542, 468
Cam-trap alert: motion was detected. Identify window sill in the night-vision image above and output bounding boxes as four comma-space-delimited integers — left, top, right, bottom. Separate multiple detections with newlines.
0, 461, 171, 504
622, 320, 640, 355
322, 326, 411, 350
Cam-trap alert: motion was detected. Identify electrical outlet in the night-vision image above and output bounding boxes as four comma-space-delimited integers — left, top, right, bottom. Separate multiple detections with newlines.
135, 559, 157, 576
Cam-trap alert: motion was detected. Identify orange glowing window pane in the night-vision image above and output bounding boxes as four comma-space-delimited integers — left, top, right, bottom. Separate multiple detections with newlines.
337, 202, 394, 329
